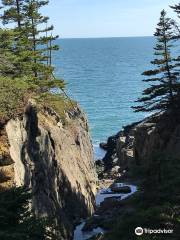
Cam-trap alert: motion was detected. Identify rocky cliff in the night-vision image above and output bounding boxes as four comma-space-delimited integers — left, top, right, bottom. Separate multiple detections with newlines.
0, 100, 97, 240
101, 111, 180, 176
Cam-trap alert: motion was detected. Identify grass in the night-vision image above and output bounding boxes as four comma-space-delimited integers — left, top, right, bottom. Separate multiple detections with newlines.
0, 76, 76, 125
36, 92, 76, 123
0, 76, 36, 122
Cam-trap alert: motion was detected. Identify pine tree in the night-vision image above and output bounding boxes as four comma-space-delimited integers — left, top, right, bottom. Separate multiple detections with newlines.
0, 29, 17, 76
0, 0, 68, 109
0, 1, 25, 76
169, 3, 180, 37
1, 0, 24, 29
170, 3, 180, 19
0, 187, 52, 240
23, 0, 59, 79
133, 10, 180, 112
0, 0, 60, 81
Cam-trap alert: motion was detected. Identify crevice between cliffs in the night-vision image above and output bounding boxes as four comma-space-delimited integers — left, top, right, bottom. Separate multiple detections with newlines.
1, 97, 179, 240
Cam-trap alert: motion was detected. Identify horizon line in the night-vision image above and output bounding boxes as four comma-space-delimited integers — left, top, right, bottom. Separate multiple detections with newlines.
59, 35, 154, 40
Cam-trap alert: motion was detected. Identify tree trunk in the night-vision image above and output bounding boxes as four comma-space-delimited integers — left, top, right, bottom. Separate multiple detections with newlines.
15, 0, 21, 29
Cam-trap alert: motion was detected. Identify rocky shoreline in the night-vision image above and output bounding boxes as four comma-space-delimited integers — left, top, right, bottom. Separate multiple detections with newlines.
73, 179, 137, 240
2, 98, 178, 240
97, 111, 180, 180
73, 135, 140, 240
83, 110, 180, 239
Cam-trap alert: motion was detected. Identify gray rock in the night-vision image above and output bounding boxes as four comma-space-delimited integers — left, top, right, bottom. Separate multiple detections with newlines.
5, 101, 98, 239
111, 184, 131, 193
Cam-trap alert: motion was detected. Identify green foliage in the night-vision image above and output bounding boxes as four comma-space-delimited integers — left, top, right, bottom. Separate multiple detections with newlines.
0, 0, 60, 80
0, 76, 67, 123
0, 187, 53, 240
109, 8, 180, 238
36, 92, 76, 123
22, 0, 59, 78
171, 3, 180, 17
1, 0, 24, 28
104, 155, 180, 240
0, 1, 74, 240
0, 1, 70, 122
0, 77, 34, 121
0, 29, 17, 76
133, 10, 180, 112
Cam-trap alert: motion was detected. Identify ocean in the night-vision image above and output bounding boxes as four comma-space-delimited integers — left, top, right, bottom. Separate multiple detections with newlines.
53, 37, 155, 145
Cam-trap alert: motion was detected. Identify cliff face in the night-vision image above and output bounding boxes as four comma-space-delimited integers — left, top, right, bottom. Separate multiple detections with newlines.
102, 112, 180, 174
1, 100, 97, 239
133, 113, 180, 165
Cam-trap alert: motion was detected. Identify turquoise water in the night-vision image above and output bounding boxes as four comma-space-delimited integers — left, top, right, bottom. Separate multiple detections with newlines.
54, 37, 155, 143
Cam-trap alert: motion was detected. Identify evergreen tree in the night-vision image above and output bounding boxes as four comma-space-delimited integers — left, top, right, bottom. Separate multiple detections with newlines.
169, 3, 180, 38
22, 0, 59, 79
133, 10, 180, 112
0, 0, 60, 80
0, 0, 70, 111
0, 29, 17, 76
170, 3, 180, 19
0, 187, 55, 240
1, 0, 24, 29
0, 1, 24, 76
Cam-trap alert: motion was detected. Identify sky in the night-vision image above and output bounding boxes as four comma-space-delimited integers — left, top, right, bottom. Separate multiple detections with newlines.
0, 0, 178, 38
40, 0, 178, 38
41, 0, 179, 38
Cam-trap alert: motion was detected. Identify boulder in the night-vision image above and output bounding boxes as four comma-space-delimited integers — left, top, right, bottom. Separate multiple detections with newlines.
99, 142, 108, 150
111, 184, 131, 193
104, 196, 121, 201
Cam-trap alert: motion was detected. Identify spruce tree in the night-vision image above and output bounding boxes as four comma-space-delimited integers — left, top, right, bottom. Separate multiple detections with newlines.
0, 0, 67, 107
170, 3, 180, 18
0, 29, 17, 76
0, 1, 24, 76
133, 10, 179, 112
0, 187, 53, 240
0, 0, 60, 81
169, 3, 180, 37
23, 0, 59, 79
1, 0, 24, 29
